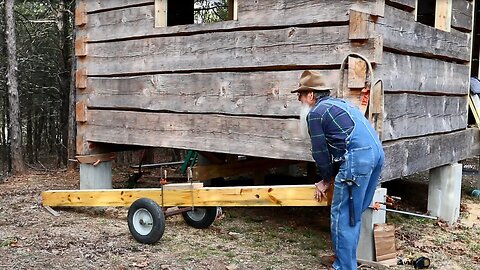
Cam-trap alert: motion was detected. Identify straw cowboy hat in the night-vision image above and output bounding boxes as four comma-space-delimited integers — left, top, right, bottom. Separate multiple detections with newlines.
291, 70, 333, 93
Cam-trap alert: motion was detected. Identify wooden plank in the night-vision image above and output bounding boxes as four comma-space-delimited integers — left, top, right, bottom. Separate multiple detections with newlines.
154, 0, 166, 27
348, 56, 367, 88
469, 94, 480, 126
378, 6, 470, 62
84, 0, 153, 13
374, 223, 396, 262
381, 128, 479, 181
435, 0, 453, 32
86, 70, 340, 116
76, 153, 116, 164
192, 159, 301, 181
383, 94, 468, 141
81, 0, 385, 42
376, 52, 470, 94
451, 0, 473, 32
385, 0, 416, 11
349, 10, 374, 40
84, 27, 383, 76
41, 184, 330, 207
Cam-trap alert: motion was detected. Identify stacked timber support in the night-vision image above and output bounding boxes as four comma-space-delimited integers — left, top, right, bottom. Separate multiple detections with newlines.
73, 0, 479, 182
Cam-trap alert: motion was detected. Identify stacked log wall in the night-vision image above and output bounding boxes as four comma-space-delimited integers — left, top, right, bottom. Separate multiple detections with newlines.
75, 0, 384, 159
75, 0, 479, 181
377, 1, 477, 180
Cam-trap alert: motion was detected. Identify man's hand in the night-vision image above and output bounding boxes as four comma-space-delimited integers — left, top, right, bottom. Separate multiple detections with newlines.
314, 180, 331, 202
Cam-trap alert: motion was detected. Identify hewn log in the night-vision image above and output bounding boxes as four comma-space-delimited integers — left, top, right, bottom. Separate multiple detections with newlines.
381, 128, 479, 181
451, 0, 473, 32
85, 110, 309, 161
82, 0, 384, 42
376, 52, 469, 95
378, 6, 470, 62
86, 70, 340, 116
383, 94, 467, 141
84, 26, 382, 76
385, 0, 416, 11
83, 0, 153, 13
82, 109, 478, 179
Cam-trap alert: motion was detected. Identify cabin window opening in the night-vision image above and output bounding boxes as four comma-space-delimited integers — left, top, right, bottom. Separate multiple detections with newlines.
416, 0, 436, 27
155, 0, 237, 27
416, 0, 452, 32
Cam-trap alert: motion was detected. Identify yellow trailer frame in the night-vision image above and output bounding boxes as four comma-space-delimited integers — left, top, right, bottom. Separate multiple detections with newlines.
42, 183, 331, 244
42, 183, 331, 208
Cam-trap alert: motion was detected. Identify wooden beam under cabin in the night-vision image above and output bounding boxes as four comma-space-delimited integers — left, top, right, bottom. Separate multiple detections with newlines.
192, 158, 301, 181
41, 184, 330, 207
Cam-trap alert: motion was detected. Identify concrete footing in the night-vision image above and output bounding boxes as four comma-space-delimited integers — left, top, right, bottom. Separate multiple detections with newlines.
357, 187, 387, 261
80, 161, 113, 190
428, 163, 462, 225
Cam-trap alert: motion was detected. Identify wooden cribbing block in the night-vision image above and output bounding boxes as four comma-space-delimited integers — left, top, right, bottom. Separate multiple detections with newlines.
374, 223, 396, 262
75, 2, 87, 27
75, 68, 87, 89
41, 185, 331, 208
349, 10, 371, 40
75, 36, 88, 57
75, 100, 87, 123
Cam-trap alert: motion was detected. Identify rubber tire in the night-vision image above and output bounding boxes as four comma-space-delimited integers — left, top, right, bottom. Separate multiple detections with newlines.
127, 198, 165, 244
182, 207, 218, 229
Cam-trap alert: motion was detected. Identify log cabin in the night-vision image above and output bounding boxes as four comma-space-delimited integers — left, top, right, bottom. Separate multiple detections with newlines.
74, 0, 480, 185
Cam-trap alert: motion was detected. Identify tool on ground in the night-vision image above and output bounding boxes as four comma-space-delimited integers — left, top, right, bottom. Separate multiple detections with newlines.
372, 195, 437, 220
397, 256, 431, 269
341, 179, 357, 226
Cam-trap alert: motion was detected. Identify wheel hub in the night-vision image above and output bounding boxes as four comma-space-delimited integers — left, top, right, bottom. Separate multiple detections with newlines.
133, 208, 154, 235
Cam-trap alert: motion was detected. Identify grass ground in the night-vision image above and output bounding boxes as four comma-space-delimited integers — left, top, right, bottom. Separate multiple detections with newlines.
0, 164, 479, 269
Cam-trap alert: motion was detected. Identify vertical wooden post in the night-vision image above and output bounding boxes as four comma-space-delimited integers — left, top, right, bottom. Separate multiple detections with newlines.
155, 0, 167, 27
230, 0, 238, 20
435, 0, 453, 31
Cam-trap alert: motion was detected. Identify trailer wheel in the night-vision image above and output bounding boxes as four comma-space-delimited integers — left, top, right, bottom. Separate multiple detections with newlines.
127, 198, 165, 244
182, 207, 218, 229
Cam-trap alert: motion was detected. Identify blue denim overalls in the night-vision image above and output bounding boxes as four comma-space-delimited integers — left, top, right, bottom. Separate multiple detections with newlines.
320, 98, 384, 270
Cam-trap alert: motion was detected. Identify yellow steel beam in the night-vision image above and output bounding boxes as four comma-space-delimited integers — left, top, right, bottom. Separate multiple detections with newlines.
42, 185, 331, 208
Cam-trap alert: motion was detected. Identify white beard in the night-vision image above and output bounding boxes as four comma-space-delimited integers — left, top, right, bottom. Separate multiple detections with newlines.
299, 103, 311, 139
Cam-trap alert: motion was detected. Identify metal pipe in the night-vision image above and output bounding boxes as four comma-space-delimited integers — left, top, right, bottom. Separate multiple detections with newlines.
370, 207, 438, 220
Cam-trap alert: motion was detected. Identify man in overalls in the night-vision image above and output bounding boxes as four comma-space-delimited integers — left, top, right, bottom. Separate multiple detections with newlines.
293, 70, 385, 270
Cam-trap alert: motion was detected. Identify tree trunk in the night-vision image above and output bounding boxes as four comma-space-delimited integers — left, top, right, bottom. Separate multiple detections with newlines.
67, 0, 77, 171
5, 0, 25, 174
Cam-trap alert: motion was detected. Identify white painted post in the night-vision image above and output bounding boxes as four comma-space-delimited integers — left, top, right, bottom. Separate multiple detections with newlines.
80, 161, 113, 190
357, 187, 387, 261
428, 163, 462, 225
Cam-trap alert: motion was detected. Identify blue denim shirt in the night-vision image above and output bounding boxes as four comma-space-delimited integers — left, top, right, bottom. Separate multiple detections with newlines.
307, 97, 355, 182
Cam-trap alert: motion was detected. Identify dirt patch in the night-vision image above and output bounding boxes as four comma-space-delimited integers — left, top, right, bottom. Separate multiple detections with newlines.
0, 170, 479, 269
